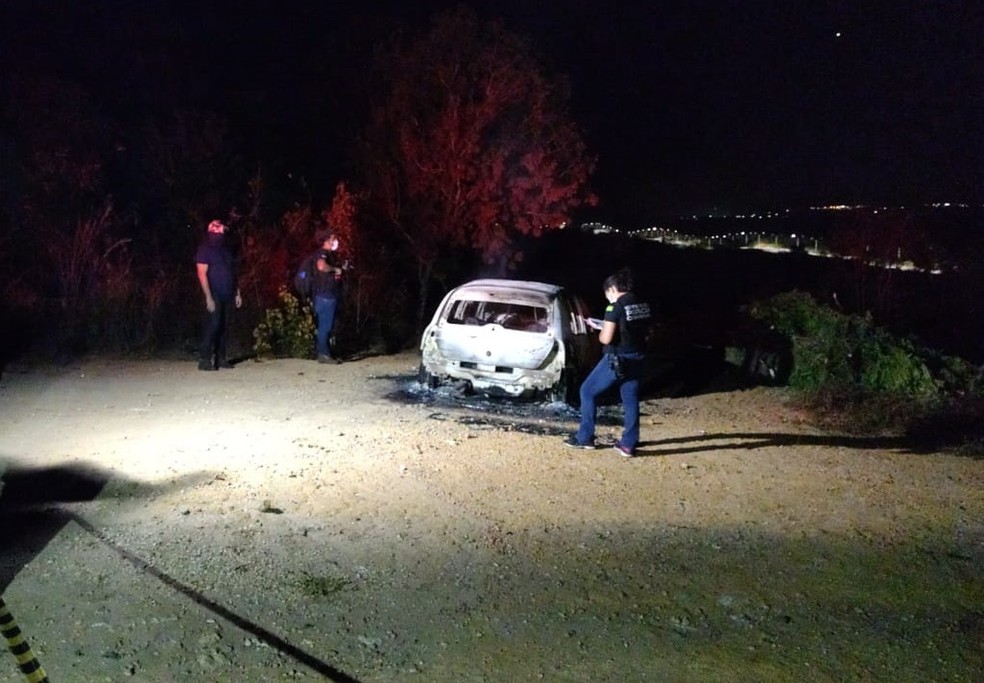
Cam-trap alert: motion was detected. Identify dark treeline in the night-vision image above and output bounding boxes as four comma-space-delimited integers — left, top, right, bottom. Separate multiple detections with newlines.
0, 3, 600, 364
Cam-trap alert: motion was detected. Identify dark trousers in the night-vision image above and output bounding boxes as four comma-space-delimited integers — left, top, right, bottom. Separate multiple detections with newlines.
314, 295, 338, 357
575, 352, 644, 449
199, 301, 230, 366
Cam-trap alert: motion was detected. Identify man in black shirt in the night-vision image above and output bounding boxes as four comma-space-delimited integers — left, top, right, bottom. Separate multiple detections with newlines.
195, 219, 241, 371
564, 268, 652, 456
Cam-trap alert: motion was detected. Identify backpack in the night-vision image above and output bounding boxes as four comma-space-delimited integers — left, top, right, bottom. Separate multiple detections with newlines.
293, 254, 316, 299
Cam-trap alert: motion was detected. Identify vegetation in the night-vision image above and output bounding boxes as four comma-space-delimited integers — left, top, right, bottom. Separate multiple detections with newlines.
749, 291, 975, 397
252, 288, 316, 359
749, 291, 982, 450
296, 572, 351, 598
0, 7, 598, 359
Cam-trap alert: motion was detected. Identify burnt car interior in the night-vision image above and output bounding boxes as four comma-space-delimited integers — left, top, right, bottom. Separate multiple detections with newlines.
447, 300, 550, 333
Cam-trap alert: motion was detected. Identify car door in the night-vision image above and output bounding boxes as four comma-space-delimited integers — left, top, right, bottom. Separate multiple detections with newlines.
561, 293, 601, 373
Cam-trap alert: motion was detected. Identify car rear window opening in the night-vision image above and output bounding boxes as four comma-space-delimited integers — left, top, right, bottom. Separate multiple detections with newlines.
448, 300, 549, 332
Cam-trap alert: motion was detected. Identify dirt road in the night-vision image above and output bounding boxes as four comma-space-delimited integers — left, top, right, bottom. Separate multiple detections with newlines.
1, 352, 981, 681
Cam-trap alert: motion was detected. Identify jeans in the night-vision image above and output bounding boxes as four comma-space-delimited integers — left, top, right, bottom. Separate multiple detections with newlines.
199, 301, 230, 366
314, 295, 338, 357
575, 352, 644, 449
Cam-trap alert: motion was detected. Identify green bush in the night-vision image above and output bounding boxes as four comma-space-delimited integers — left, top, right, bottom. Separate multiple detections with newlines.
923, 350, 982, 397
253, 287, 316, 359
856, 332, 936, 396
749, 291, 943, 398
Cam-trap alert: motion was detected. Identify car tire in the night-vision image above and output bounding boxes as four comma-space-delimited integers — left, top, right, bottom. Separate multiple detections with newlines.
548, 368, 578, 406
418, 363, 440, 389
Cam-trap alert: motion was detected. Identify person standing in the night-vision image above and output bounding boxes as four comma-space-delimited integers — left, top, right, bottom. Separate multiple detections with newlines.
195, 219, 241, 371
309, 231, 344, 363
564, 268, 652, 456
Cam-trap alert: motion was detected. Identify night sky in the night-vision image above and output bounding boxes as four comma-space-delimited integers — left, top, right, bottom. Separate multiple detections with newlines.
3, 0, 981, 225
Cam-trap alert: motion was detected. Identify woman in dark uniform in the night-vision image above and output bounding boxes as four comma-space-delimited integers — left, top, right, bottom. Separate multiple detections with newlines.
563, 268, 652, 456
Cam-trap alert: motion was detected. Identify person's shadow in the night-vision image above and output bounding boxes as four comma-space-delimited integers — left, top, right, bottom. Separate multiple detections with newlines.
629, 431, 914, 457
0, 462, 112, 591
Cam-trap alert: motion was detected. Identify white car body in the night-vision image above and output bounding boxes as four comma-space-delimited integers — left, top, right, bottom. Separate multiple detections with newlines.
419, 279, 600, 401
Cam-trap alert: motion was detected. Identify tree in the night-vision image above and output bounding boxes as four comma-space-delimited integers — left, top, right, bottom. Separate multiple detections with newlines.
4, 74, 140, 352
362, 6, 596, 330
322, 181, 359, 271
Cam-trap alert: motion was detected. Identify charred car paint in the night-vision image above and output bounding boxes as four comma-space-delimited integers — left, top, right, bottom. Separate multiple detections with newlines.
419, 279, 600, 403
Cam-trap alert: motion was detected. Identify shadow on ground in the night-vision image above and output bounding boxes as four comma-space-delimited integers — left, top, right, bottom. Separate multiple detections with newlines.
0, 462, 113, 591
0, 459, 362, 682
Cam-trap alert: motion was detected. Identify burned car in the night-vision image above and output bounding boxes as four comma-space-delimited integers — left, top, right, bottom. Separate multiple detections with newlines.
418, 279, 600, 403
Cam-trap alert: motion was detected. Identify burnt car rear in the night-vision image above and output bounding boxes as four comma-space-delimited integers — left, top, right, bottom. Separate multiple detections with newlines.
418, 279, 599, 402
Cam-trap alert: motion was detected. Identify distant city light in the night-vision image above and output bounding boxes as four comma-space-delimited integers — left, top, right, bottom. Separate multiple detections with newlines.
584, 201, 981, 276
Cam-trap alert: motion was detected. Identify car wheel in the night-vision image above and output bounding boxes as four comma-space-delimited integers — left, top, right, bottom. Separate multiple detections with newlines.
548, 368, 578, 406
418, 363, 440, 389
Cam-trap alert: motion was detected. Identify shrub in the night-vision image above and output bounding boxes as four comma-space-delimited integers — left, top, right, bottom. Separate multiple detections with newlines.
923, 351, 982, 397
253, 287, 316, 359
855, 333, 936, 396
749, 291, 941, 397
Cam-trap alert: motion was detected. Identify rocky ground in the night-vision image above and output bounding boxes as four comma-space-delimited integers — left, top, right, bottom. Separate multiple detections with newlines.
0, 352, 981, 682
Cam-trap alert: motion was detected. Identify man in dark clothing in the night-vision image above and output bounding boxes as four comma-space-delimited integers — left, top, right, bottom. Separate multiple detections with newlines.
564, 267, 652, 456
195, 219, 241, 371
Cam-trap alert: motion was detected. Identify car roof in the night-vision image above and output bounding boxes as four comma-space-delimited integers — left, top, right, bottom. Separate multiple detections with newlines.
452, 279, 565, 298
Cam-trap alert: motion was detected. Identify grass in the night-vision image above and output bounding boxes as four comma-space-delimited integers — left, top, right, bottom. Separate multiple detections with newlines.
296, 571, 352, 598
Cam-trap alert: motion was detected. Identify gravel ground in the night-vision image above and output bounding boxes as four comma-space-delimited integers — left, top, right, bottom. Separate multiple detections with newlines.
1, 352, 981, 682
